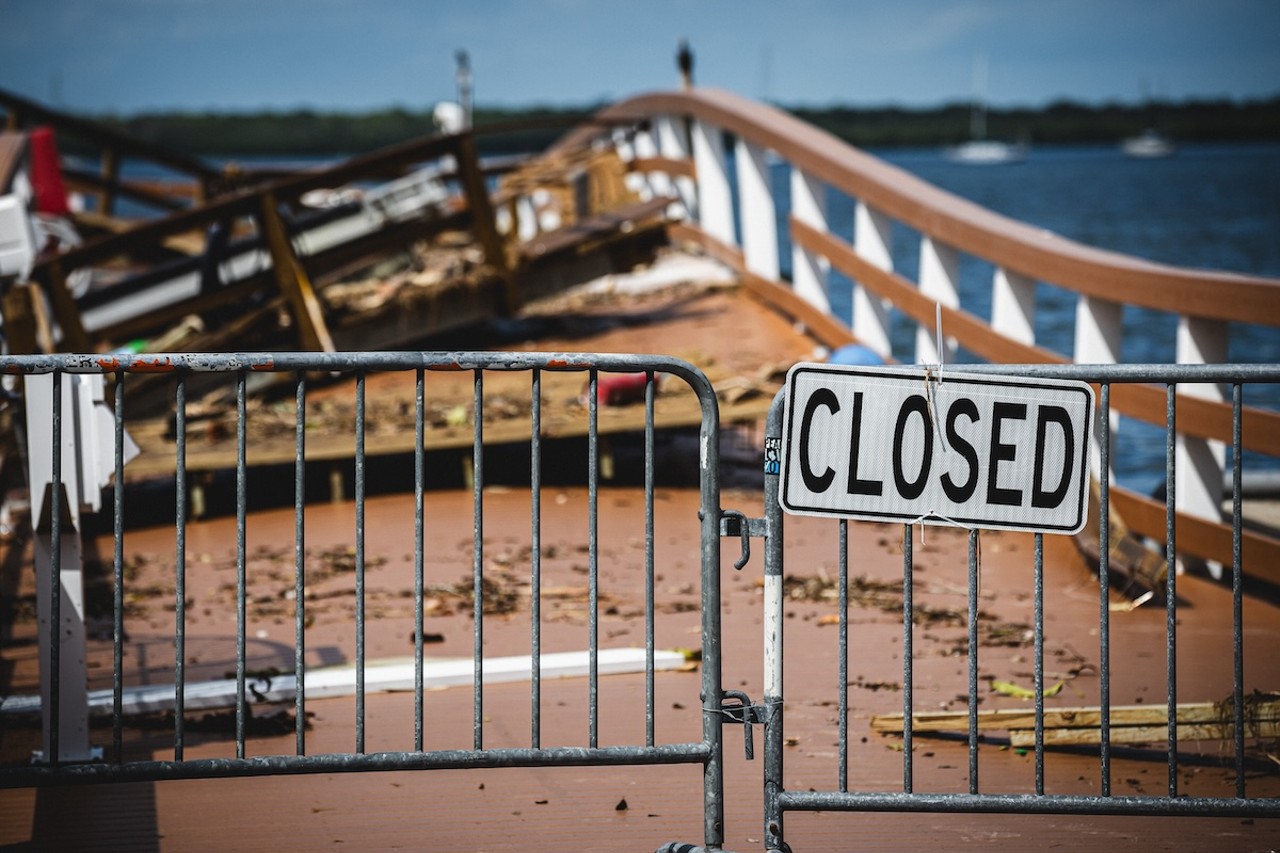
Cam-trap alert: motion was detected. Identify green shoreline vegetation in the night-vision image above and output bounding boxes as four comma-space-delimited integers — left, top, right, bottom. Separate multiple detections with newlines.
83, 97, 1280, 158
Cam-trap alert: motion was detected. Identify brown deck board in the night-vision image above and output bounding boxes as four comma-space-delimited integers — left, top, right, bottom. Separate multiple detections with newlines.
121, 272, 816, 481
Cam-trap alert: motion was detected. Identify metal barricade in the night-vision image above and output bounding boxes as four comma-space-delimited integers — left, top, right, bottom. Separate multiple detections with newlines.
758, 364, 1280, 852
0, 351, 729, 850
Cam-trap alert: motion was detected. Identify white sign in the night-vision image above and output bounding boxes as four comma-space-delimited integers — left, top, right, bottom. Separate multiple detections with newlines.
780, 364, 1094, 534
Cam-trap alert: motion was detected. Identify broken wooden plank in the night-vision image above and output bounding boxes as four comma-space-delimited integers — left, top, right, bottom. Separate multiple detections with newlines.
1011, 719, 1280, 747
873, 702, 1280, 733
870, 696, 1280, 742
260, 191, 335, 353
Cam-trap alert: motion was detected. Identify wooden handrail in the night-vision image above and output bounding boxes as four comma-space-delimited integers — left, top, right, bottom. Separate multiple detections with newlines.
792, 219, 1280, 456
0, 87, 220, 186
563, 87, 1280, 328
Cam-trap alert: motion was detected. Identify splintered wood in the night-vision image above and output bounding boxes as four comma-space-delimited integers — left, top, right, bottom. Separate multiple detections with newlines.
870, 693, 1280, 747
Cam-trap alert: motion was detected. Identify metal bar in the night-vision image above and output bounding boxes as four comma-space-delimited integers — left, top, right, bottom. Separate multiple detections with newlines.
4, 742, 715, 787
415, 368, 426, 752
902, 524, 913, 793
531, 367, 542, 749
49, 370, 62, 765
294, 372, 307, 756
762, 395, 787, 853
235, 370, 248, 758
355, 371, 366, 754
174, 372, 187, 761
1165, 382, 1178, 796
968, 527, 979, 795
838, 519, 848, 793
1098, 383, 1112, 796
112, 373, 125, 764
14, 353, 1277, 396
697, 364, 725, 853
1033, 532, 1044, 795
472, 368, 484, 751
777, 789, 1280, 818
1231, 382, 1245, 797
9, 353, 1275, 383
588, 368, 600, 749
645, 369, 656, 748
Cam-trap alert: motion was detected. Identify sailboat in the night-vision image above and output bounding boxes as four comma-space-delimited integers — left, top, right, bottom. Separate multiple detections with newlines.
946, 54, 1027, 164
1121, 128, 1175, 158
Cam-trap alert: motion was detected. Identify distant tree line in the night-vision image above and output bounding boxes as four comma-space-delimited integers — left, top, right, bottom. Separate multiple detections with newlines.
88, 105, 596, 159
84, 97, 1280, 159
792, 97, 1280, 148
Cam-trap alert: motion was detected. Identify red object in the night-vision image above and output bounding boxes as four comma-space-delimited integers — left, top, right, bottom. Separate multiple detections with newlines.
595, 372, 655, 406
29, 126, 71, 216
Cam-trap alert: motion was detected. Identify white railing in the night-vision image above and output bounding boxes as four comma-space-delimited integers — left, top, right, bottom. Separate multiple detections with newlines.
547, 88, 1280, 576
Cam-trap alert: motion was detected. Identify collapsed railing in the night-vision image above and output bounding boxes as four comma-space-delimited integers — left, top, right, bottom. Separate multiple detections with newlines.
0, 91, 509, 356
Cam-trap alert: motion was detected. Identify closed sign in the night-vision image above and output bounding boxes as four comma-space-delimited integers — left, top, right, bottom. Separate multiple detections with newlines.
780, 364, 1094, 533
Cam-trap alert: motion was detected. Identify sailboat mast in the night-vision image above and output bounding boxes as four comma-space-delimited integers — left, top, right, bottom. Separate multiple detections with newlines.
971, 52, 988, 140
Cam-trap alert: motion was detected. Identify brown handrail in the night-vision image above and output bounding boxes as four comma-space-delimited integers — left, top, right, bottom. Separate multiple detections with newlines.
563, 87, 1280, 328
0, 87, 221, 195
791, 219, 1280, 457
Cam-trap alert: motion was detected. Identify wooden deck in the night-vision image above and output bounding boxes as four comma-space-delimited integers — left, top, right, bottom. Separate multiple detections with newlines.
119, 253, 823, 482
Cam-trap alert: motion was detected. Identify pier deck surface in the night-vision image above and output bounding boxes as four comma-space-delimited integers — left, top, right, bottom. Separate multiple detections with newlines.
3, 257, 1279, 851
3, 487, 1279, 851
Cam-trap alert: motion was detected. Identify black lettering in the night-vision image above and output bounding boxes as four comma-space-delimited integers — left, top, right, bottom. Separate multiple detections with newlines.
941, 397, 980, 503
846, 391, 883, 496
799, 388, 839, 493
1032, 405, 1075, 509
892, 395, 932, 500
986, 402, 1026, 507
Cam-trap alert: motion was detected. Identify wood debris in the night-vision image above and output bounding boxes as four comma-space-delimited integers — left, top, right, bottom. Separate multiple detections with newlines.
1074, 476, 1169, 602
870, 692, 1280, 747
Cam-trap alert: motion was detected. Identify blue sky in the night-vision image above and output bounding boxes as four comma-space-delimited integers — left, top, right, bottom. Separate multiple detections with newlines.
2, 0, 1278, 115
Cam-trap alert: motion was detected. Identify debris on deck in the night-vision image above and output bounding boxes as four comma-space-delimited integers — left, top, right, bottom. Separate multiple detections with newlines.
871, 692, 1280, 750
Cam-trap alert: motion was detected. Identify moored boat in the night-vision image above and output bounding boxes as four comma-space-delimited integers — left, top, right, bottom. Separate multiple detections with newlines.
1121, 127, 1176, 158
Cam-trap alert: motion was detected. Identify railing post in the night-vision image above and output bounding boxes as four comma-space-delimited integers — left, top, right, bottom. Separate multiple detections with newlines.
916, 236, 960, 364
762, 394, 787, 853
790, 167, 830, 313
40, 257, 93, 353
1176, 315, 1228, 577
1075, 294, 1124, 477
736, 138, 778, 280
515, 195, 539, 242
98, 148, 120, 217
852, 200, 893, 359
690, 120, 734, 248
623, 125, 661, 202
992, 267, 1037, 345
656, 115, 696, 218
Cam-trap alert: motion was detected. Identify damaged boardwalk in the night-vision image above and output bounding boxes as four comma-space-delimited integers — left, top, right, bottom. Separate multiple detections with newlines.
3, 85, 1280, 852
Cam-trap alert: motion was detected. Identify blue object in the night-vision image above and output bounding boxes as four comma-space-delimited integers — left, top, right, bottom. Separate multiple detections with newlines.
829, 344, 883, 366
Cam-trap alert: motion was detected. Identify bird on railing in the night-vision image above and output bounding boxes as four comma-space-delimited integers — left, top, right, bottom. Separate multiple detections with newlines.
677, 39, 694, 89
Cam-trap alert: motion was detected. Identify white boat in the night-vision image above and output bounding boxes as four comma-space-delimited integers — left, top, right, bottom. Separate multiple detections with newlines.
946, 138, 1028, 165
945, 53, 1028, 165
1121, 128, 1176, 158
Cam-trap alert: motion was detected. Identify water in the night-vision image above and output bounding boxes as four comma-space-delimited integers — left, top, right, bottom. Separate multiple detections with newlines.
767, 143, 1280, 362
759, 142, 1280, 493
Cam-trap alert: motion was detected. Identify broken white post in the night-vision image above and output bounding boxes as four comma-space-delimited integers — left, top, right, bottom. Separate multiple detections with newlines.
24, 371, 136, 763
